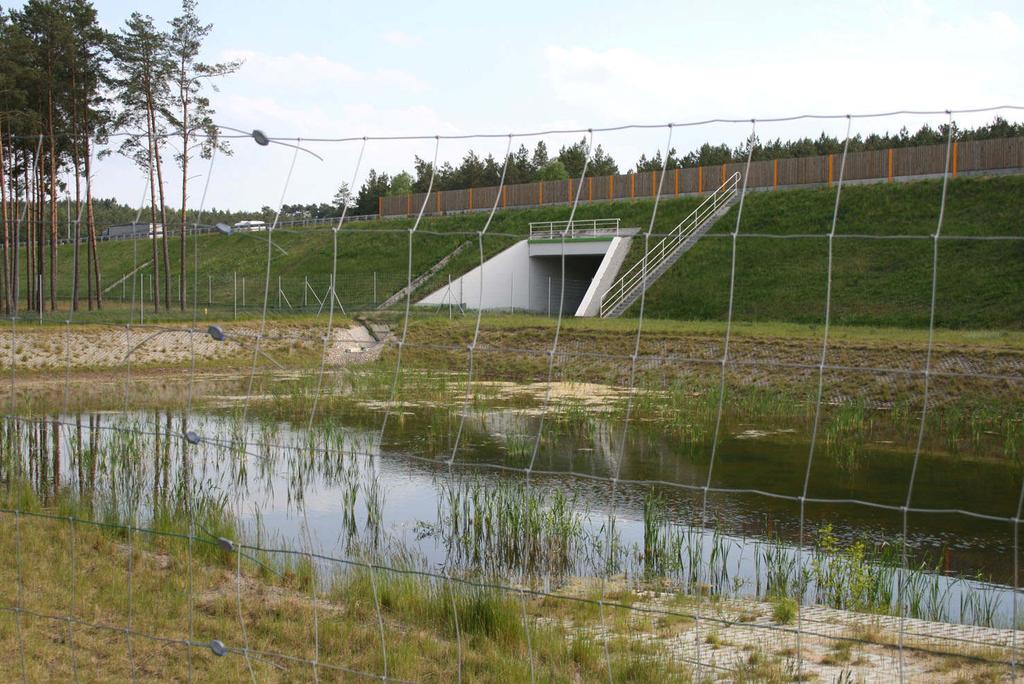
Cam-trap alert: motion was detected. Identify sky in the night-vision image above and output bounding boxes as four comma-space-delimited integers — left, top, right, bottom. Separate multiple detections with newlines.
54, 0, 1024, 212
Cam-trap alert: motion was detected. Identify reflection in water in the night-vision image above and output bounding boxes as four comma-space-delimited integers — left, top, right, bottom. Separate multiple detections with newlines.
0, 407, 1016, 627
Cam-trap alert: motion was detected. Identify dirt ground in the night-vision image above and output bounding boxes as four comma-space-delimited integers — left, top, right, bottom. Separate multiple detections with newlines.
556, 578, 1016, 682
0, 321, 385, 372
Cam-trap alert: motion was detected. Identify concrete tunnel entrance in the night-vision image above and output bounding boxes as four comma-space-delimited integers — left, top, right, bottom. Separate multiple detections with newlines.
528, 254, 604, 316
417, 224, 638, 317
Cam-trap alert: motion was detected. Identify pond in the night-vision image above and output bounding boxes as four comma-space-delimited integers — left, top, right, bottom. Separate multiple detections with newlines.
4, 396, 1019, 629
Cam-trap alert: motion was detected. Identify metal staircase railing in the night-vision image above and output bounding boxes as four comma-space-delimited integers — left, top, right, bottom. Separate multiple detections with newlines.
599, 172, 740, 317
528, 218, 621, 240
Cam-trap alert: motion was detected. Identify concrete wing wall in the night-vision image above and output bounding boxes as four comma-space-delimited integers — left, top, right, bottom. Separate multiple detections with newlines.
418, 240, 533, 311
575, 236, 633, 317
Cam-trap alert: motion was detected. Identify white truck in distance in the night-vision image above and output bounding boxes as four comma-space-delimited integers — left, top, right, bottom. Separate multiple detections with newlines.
233, 220, 267, 232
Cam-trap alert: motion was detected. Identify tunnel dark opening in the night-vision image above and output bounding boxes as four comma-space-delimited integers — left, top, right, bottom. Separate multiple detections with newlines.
528, 254, 604, 316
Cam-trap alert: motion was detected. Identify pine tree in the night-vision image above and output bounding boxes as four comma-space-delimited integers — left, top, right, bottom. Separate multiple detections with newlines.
111, 12, 172, 311
167, 0, 239, 310
63, 0, 109, 311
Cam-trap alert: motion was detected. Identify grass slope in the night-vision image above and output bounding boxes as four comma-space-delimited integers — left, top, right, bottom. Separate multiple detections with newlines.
25, 174, 1024, 329
632, 175, 1023, 328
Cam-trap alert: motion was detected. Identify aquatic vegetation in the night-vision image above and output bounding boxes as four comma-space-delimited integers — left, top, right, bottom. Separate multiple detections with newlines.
0, 404, 1016, 635
420, 478, 585, 580
824, 401, 874, 471
811, 524, 896, 613
771, 596, 798, 624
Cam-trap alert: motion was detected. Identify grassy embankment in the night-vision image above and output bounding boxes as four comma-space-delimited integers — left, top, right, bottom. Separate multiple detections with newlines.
632, 174, 1023, 329
24, 174, 1024, 329
0, 479, 686, 682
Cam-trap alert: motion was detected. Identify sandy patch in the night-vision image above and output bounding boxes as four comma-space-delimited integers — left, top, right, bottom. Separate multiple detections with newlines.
472, 380, 639, 407
0, 322, 386, 371
554, 577, 1013, 682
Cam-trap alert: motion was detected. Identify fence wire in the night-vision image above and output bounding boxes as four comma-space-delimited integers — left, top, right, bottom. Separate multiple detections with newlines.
1, 109, 1023, 682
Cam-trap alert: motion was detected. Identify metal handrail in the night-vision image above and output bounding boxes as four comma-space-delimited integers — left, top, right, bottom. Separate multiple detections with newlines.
528, 218, 621, 240
599, 173, 740, 316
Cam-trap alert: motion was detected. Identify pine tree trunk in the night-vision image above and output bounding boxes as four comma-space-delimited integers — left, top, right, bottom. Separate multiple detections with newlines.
11, 150, 20, 314
71, 139, 82, 313
146, 124, 160, 313
26, 163, 34, 312
83, 108, 100, 310
48, 95, 59, 312
24, 161, 30, 311
71, 72, 81, 313
0, 117, 10, 315
151, 105, 172, 311
179, 85, 189, 311
36, 160, 45, 314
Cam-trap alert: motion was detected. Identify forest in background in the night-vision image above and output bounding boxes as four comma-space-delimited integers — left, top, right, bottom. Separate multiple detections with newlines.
0, 0, 237, 314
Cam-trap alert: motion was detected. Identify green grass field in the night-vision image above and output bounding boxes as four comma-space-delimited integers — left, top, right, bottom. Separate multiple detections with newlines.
634, 174, 1023, 327
18, 173, 1024, 329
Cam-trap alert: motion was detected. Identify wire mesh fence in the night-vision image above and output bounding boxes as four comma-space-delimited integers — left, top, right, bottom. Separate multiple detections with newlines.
1, 107, 1023, 682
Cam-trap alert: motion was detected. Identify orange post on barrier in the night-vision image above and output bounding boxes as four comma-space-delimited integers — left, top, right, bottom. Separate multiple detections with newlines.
468, 188, 473, 210
953, 141, 958, 177
828, 154, 833, 187
407, 194, 412, 215
888, 148, 894, 182
698, 165, 703, 193
568, 178, 573, 203
773, 159, 778, 190
630, 173, 635, 200
588, 177, 593, 202
502, 186, 507, 208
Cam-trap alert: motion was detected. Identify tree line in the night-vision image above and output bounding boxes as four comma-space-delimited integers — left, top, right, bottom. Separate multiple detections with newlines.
0, 0, 238, 315
349, 139, 618, 215
346, 117, 1023, 215
42, 195, 262, 233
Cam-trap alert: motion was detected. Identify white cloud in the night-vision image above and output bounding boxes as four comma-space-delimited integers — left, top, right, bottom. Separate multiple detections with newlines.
382, 30, 421, 47
86, 47, 450, 211
541, 26, 1023, 125
195, 92, 466, 208
537, 27, 1024, 175
221, 49, 428, 96
218, 96, 458, 143
375, 68, 428, 93
90, 7, 1022, 212
223, 50, 360, 87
